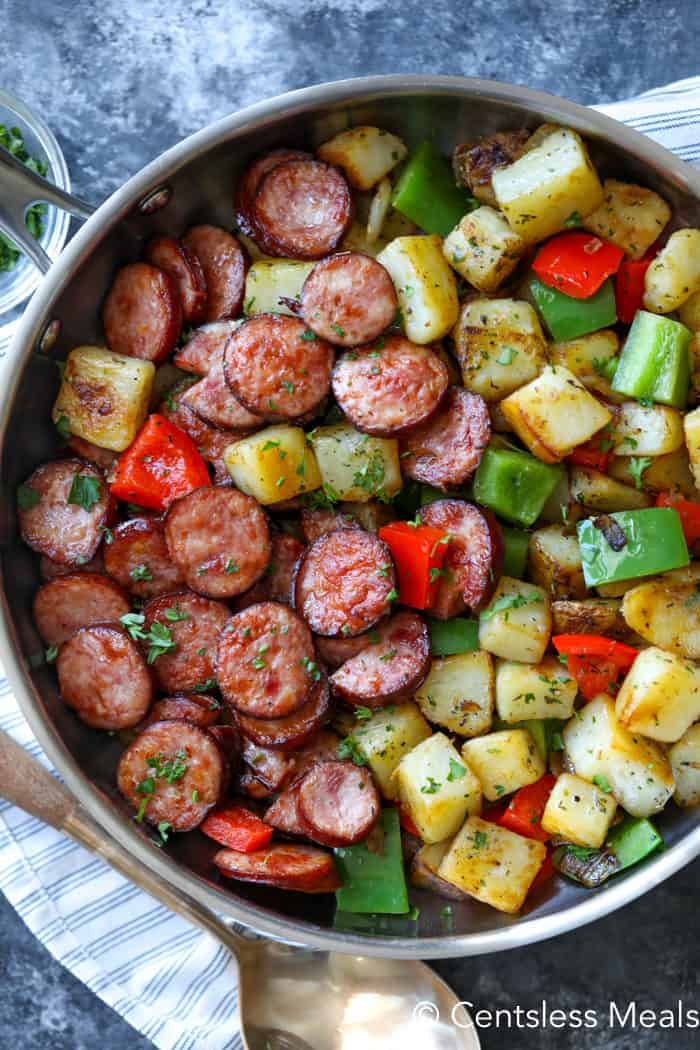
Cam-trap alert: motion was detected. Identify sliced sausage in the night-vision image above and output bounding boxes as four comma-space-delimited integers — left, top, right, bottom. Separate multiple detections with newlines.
233, 672, 331, 751
234, 532, 304, 609
241, 738, 297, 792
143, 590, 230, 693
452, 129, 531, 206
235, 148, 312, 239
264, 780, 307, 837
293, 529, 396, 637
214, 843, 340, 893
300, 507, 358, 545
18, 459, 112, 566
33, 572, 130, 647
182, 225, 246, 322
217, 602, 316, 719
314, 630, 376, 668
332, 335, 449, 437
330, 610, 430, 707
238, 772, 274, 800
421, 499, 503, 618
252, 159, 352, 260
399, 387, 491, 489
298, 761, 379, 846
142, 694, 220, 729
57, 625, 153, 730
67, 435, 118, 473
301, 253, 397, 346
165, 486, 271, 599
208, 725, 242, 767
174, 321, 239, 375
117, 720, 228, 831
180, 352, 262, 432
40, 550, 104, 580
104, 518, 185, 598
102, 262, 182, 363
144, 235, 207, 325
159, 390, 236, 480
223, 314, 333, 421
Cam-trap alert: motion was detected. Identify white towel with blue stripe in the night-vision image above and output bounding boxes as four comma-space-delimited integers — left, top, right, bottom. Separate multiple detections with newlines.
2, 76, 700, 1050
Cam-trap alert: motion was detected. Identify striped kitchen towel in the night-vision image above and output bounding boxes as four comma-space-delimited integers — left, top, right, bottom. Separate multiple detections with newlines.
2, 75, 700, 1050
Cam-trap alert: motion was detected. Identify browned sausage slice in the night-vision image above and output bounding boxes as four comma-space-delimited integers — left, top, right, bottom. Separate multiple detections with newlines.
399, 387, 491, 489
104, 518, 185, 598
174, 321, 239, 375
421, 499, 503, 618
144, 235, 208, 325
33, 572, 130, 646
235, 148, 312, 239
264, 780, 307, 837
182, 225, 247, 322
40, 550, 104, 580
298, 761, 380, 847
214, 843, 340, 893
314, 631, 375, 668
223, 314, 334, 421
300, 507, 358, 545
67, 435, 118, 473
159, 390, 236, 481
252, 159, 352, 260
330, 610, 430, 707
293, 529, 396, 637
18, 459, 112, 566
332, 335, 449, 436
141, 694, 220, 729
117, 720, 228, 831
165, 487, 271, 598
142, 590, 231, 693
301, 253, 397, 346
234, 532, 305, 609
102, 262, 182, 363
241, 738, 297, 792
208, 725, 242, 766
180, 351, 262, 432
233, 673, 330, 751
57, 625, 153, 729
217, 602, 316, 719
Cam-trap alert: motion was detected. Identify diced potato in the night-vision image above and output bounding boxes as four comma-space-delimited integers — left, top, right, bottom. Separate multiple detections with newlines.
437, 815, 547, 914
224, 425, 321, 505
366, 177, 392, 244
395, 733, 482, 843
340, 221, 384, 259
622, 580, 700, 658
414, 651, 494, 738
564, 695, 675, 817
442, 206, 525, 292
569, 467, 650, 511
668, 725, 700, 807
541, 773, 616, 848
500, 366, 613, 464
52, 346, 154, 453
339, 500, 396, 532
495, 656, 577, 722
549, 329, 620, 400
492, 127, 604, 245
352, 701, 432, 799
615, 646, 700, 742
538, 469, 577, 526
528, 524, 586, 599
551, 598, 630, 641
237, 232, 272, 262
679, 288, 700, 332
462, 728, 545, 801
377, 235, 459, 343
643, 229, 700, 313
479, 577, 551, 663
582, 179, 671, 260
690, 334, 700, 405
596, 578, 650, 598
610, 401, 684, 456
453, 298, 547, 402
683, 405, 700, 488
317, 125, 407, 190
608, 446, 696, 497
243, 260, 315, 317
309, 423, 401, 502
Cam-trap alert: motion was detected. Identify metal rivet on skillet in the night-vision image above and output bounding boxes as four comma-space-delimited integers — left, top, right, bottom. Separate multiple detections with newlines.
37, 319, 61, 354
138, 185, 172, 214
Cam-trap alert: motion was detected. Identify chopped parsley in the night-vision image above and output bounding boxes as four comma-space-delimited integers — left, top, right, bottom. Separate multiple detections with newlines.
0, 124, 48, 271
336, 734, 368, 766
17, 484, 40, 510
224, 559, 239, 575
67, 473, 102, 512
130, 563, 153, 582
480, 591, 542, 622
354, 706, 374, 722
628, 456, 652, 490
55, 414, 71, 439
496, 347, 518, 366
119, 612, 176, 664
473, 830, 488, 850
592, 774, 613, 794
45, 644, 58, 664
164, 603, 189, 622
420, 776, 441, 795
300, 655, 321, 681
301, 329, 317, 341
446, 758, 467, 782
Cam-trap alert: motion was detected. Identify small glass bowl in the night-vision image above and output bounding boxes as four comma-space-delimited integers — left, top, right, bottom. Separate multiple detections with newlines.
0, 89, 71, 356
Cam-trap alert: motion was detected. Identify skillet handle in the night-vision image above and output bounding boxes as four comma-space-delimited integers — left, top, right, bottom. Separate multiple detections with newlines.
0, 146, 94, 274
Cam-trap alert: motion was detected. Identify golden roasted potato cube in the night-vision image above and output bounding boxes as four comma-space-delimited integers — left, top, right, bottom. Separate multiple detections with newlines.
309, 423, 401, 502
528, 524, 586, 600
377, 235, 459, 343
608, 446, 696, 498
644, 229, 700, 313
352, 701, 432, 799
396, 733, 482, 843
582, 179, 671, 260
549, 329, 620, 400
679, 288, 700, 332
615, 646, 700, 743
52, 346, 155, 453
683, 405, 700, 488
669, 725, 700, 807
622, 580, 700, 659
569, 467, 651, 511
500, 366, 612, 464
495, 656, 577, 723
541, 773, 616, 848
317, 125, 407, 190
224, 425, 321, 505
479, 577, 551, 663
611, 401, 684, 457
244, 260, 315, 317
414, 650, 494, 738
492, 127, 604, 244
453, 298, 546, 402
442, 206, 525, 292
551, 598, 629, 640
366, 176, 393, 245
462, 728, 545, 801
437, 816, 547, 914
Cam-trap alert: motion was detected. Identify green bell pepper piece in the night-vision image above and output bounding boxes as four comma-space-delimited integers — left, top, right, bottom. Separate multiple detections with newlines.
492, 717, 564, 759
606, 815, 663, 871
427, 616, 479, 656
501, 526, 530, 577
577, 508, 689, 587
529, 276, 617, 341
473, 447, 564, 527
334, 808, 409, 914
392, 141, 476, 237
611, 309, 692, 408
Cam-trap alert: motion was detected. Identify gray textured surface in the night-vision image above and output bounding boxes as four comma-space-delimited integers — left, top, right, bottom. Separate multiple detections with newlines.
1, 0, 700, 1047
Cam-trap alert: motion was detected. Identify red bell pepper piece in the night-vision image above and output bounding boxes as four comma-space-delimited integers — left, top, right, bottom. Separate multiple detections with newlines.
656, 491, 700, 547
530, 849, 555, 892
480, 802, 509, 826
568, 439, 611, 474
200, 805, 274, 852
378, 520, 449, 610
615, 252, 655, 324
552, 634, 638, 701
532, 232, 624, 300
497, 774, 557, 842
110, 414, 211, 511
398, 805, 421, 839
